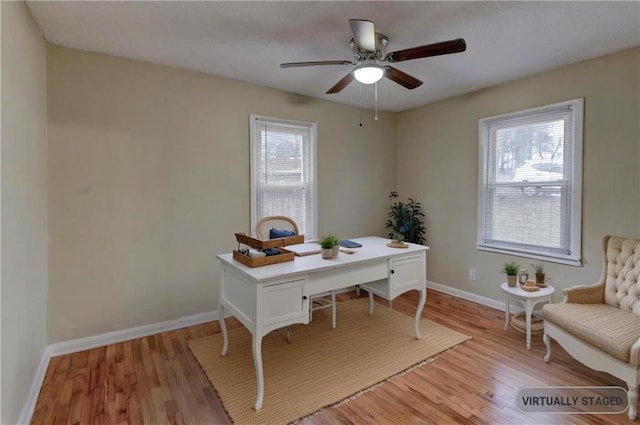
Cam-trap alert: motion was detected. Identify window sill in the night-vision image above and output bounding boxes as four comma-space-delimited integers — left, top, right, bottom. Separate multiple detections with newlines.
476, 244, 582, 267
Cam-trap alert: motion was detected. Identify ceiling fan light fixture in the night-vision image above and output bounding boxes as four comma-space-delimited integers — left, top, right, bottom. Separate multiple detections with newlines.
353, 64, 383, 84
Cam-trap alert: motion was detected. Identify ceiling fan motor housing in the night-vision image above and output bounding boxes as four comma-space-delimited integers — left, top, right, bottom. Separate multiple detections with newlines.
351, 33, 388, 60
375, 33, 389, 57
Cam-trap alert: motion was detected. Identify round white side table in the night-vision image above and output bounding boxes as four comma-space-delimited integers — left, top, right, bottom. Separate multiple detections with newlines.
501, 282, 555, 349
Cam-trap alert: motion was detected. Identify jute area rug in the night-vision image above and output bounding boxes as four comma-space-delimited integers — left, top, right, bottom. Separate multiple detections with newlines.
188, 298, 470, 425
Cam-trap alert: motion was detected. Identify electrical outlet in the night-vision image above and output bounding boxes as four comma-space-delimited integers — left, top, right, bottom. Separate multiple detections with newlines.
469, 268, 477, 281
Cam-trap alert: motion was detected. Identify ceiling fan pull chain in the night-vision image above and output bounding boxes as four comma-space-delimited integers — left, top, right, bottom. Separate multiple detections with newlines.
374, 82, 379, 121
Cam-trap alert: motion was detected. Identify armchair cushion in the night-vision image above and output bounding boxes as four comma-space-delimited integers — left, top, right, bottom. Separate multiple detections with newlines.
543, 303, 640, 367
269, 228, 297, 239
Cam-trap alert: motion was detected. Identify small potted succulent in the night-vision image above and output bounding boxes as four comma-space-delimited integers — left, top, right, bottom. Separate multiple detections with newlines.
532, 263, 545, 285
319, 234, 339, 259
501, 261, 520, 287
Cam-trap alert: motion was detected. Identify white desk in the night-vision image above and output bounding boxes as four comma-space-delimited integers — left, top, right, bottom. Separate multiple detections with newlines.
216, 236, 429, 411
501, 282, 555, 349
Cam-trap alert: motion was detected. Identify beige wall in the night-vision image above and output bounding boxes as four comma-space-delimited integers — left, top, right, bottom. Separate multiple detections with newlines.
1, 2, 48, 423
37, 22, 640, 350
47, 46, 397, 343
398, 47, 640, 303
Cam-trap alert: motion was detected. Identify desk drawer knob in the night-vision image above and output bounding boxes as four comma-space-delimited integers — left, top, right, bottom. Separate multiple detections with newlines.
302, 295, 308, 300
390, 269, 395, 274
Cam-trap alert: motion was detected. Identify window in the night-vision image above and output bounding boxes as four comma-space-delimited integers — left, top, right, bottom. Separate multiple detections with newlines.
250, 114, 317, 240
477, 98, 583, 266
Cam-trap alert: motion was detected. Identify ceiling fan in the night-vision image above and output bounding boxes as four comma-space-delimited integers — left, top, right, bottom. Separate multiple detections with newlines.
280, 19, 467, 94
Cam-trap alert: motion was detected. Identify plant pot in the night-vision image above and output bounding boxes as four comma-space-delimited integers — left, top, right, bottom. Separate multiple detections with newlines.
321, 248, 333, 259
535, 272, 546, 285
332, 245, 339, 258
507, 275, 517, 287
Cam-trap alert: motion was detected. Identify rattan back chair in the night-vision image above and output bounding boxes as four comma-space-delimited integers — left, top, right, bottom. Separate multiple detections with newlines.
255, 215, 299, 240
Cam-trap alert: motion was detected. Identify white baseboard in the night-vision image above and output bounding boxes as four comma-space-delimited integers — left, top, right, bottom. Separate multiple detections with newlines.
16, 345, 54, 425
18, 308, 220, 424
48, 309, 220, 356
427, 280, 523, 314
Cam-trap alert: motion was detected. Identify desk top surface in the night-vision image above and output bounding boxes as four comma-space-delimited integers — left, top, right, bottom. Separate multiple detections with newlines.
218, 236, 429, 283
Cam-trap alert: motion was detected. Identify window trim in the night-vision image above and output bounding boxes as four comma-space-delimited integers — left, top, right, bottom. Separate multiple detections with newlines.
477, 98, 584, 266
249, 114, 318, 240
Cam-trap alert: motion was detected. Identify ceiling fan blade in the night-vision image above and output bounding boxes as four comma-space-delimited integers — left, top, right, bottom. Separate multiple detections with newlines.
326, 72, 354, 94
280, 60, 354, 68
383, 66, 423, 89
385, 38, 466, 62
349, 19, 376, 53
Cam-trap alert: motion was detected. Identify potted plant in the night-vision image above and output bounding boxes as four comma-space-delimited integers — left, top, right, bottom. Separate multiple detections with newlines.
501, 261, 520, 287
532, 263, 545, 285
385, 191, 426, 245
319, 234, 339, 259
331, 236, 340, 258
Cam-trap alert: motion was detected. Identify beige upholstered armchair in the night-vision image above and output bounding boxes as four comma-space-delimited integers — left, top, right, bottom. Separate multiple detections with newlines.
542, 235, 640, 420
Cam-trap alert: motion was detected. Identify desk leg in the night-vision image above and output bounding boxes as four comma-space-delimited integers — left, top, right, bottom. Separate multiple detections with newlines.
415, 288, 426, 340
368, 290, 374, 315
253, 333, 265, 411
219, 304, 228, 356
504, 295, 510, 331
525, 299, 534, 350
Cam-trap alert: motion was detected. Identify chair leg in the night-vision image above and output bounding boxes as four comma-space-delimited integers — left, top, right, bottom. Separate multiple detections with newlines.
331, 291, 336, 329
543, 332, 552, 363
368, 290, 374, 315
628, 385, 638, 420
281, 326, 292, 343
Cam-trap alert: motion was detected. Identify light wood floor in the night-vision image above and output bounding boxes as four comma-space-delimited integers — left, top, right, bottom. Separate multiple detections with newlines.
31, 289, 634, 425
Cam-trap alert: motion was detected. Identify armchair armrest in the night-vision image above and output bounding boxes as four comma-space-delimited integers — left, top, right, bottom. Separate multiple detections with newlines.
562, 282, 605, 304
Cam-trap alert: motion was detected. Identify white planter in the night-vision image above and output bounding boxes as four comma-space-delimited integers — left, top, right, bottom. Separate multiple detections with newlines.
321, 248, 333, 259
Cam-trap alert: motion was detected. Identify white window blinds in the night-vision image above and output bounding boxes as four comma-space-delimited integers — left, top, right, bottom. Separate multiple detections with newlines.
477, 98, 583, 265
250, 114, 317, 240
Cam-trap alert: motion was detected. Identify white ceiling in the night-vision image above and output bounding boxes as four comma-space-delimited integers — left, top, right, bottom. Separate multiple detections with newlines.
26, 1, 640, 112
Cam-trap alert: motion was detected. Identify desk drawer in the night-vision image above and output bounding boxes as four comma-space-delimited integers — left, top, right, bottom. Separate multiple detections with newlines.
261, 279, 309, 329
390, 255, 424, 297
308, 261, 387, 295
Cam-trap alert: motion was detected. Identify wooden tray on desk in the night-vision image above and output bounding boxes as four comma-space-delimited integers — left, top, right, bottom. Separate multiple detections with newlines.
232, 248, 294, 268
235, 233, 304, 250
